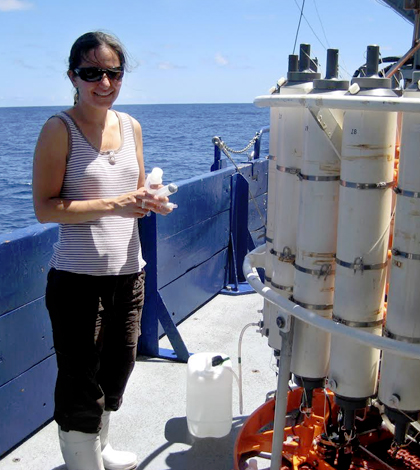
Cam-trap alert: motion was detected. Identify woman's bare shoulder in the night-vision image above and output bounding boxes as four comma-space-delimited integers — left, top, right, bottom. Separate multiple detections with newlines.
41, 114, 68, 138
35, 114, 69, 159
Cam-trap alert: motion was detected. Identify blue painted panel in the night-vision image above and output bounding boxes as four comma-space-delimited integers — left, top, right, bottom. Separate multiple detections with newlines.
157, 211, 230, 289
0, 224, 57, 317
0, 355, 56, 457
230, 173, 249, 284
159, 248, 228, 332
237, 159, 268, 198
248, 192, 267, 233
0, 298, 54, 387
157, 168, 233, 239
138, 214, 159, 357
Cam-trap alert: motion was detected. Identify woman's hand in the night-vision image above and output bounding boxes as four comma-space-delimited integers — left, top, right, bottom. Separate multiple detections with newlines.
147, 183, 174, 216
114, 186, 173, 218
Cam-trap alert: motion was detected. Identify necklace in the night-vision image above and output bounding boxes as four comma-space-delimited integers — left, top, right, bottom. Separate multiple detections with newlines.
108, 150, 116, 165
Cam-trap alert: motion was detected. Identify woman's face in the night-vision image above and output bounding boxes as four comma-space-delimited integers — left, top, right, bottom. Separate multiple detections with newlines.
69, 45, 123, 110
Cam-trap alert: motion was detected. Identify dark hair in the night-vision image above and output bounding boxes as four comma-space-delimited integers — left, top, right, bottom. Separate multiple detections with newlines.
68, 31, 127, 72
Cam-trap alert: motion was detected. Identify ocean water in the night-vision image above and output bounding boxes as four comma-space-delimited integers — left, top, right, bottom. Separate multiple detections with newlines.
0, 103, 269, 235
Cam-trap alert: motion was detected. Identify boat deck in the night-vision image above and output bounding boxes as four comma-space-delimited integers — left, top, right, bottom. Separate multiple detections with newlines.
0, 291, 277, 470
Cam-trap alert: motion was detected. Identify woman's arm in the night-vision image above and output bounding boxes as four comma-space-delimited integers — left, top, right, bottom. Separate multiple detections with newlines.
32, 117, 152, 224
131, 117, 146, 190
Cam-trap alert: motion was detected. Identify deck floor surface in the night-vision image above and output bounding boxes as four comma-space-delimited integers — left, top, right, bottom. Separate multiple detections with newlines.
0, 292, 278, 470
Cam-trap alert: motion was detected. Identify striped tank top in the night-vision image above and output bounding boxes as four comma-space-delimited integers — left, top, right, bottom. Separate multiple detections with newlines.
49, 110, 146, 276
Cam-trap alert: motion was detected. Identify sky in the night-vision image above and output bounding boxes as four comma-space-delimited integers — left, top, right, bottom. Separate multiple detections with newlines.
0, 0, 415, 107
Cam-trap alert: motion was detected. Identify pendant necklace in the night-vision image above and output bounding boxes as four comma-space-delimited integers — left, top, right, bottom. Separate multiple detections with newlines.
108, 150, 116, 165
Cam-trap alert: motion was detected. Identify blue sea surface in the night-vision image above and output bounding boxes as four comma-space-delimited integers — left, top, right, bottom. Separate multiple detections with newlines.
0, 103, 269, 235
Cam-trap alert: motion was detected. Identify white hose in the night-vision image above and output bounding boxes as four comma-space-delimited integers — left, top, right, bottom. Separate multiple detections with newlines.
237, 322, 260, 415
372, 400, 395, 435
243, 244, 420, 360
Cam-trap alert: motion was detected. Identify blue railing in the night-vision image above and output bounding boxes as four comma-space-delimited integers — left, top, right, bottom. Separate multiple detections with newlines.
211, 126, 270, 172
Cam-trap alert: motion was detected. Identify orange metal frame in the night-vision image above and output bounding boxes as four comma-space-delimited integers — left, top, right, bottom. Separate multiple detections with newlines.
234, 388, 338, 470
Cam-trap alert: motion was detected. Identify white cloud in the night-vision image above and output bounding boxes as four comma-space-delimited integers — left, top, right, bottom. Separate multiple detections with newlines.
158, 62, 174, 70
0, 0, 33, 11
215, 53, 229, 67
13, 58, 36, 69
158, 61, 184, 70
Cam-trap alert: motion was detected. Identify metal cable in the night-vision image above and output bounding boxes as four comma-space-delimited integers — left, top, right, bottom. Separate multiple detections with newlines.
313, 0, 330, 48
214, 134, 267, 228
293, 0, 306, 54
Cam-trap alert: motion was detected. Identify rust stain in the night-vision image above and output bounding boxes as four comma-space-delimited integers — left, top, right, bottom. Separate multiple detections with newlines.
313, 259, 335, 266
363, 309, 382, 318
346, 143, 393, 150
301, 251, 335, 259
319, 163, 340, 173
343, 153, 393, 161
395, 230, 414, 241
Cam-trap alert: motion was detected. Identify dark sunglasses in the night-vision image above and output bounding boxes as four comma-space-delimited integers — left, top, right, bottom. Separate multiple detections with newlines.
73, 66, 124, 82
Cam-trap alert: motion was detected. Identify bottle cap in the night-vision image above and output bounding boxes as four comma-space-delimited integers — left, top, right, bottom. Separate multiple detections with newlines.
167, 183, 178, 194
148, 167, 163, 184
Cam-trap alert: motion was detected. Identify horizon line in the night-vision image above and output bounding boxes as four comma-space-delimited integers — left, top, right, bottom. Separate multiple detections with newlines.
0, 101, 260, 110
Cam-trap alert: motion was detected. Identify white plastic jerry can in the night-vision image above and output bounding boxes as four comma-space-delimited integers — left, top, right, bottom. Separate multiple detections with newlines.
186, 352, 233, 438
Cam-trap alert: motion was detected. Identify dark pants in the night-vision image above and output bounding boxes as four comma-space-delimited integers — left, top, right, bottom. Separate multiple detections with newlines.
46, 268, 145, 434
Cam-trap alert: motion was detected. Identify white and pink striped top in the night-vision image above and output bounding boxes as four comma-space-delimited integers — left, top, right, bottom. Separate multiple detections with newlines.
49, 110, 146, 276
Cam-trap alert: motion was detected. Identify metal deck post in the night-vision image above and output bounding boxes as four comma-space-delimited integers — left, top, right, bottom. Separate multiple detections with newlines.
270, 317, 295, 470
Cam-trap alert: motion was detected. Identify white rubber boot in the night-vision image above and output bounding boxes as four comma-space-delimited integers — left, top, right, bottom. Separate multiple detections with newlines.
100, 411, 137, 470
59, 427, 105, 470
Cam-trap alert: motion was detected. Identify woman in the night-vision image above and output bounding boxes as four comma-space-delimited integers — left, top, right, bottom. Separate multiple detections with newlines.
32, 31, 170, 470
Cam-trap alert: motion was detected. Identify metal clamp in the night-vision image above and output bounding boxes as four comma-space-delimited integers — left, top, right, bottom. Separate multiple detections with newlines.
291, 296, 333, 311
276, 165, 300, 175
336, 256, 387, 274
332, 315, 383, 328
394, 186, 420, 198
340, 180, 394, 190
279, 246, 295, 263
297, 172, 340, 182
271, 246, 296, 263
384, 328, 420, 344
270, 280, 293, 293
392, 248, 420, 261
294, 262, 335, 280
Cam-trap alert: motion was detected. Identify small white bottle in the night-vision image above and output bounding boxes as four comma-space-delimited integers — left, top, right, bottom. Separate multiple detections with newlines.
155, 183, 178, 198
144, 168, 178, 211
145, 167, 163, 194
